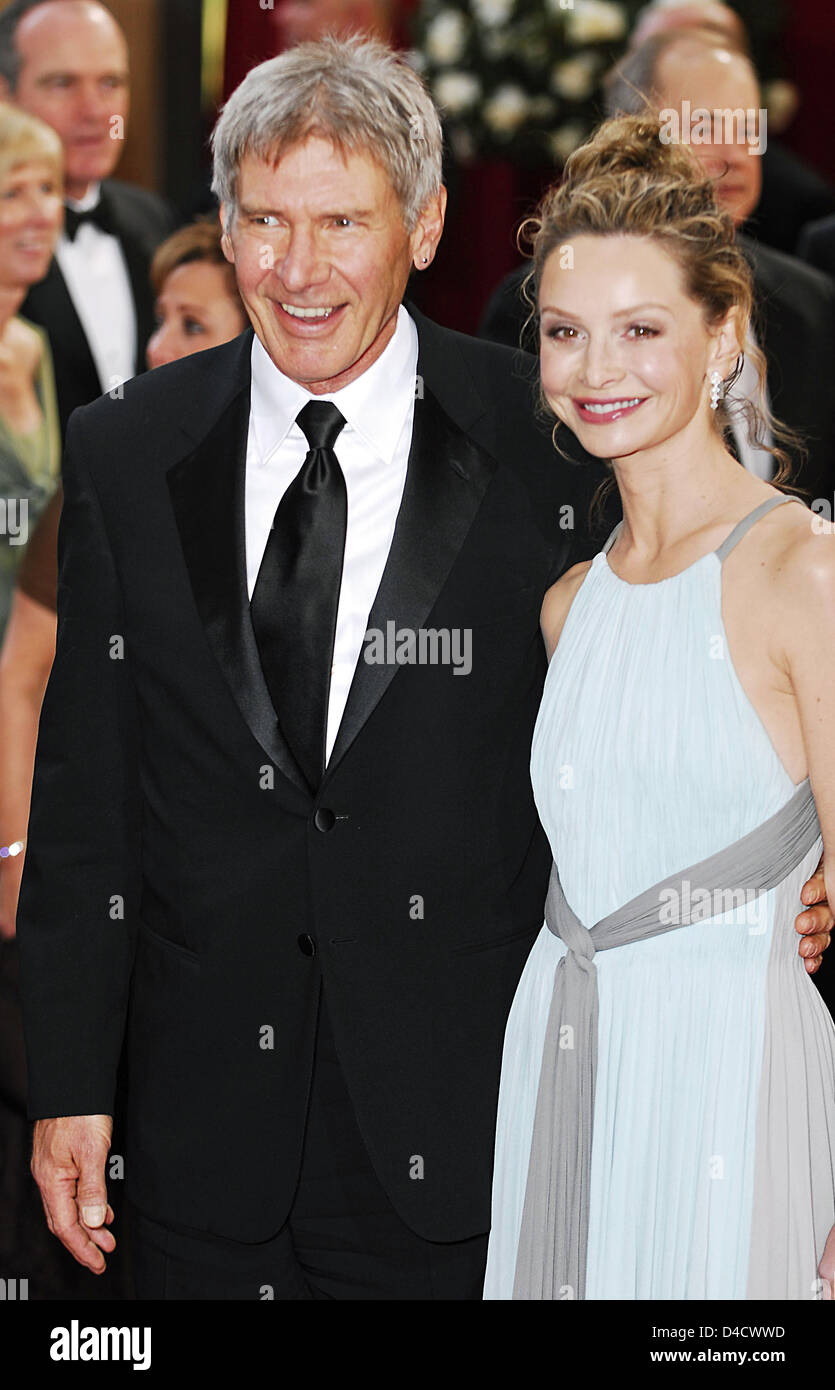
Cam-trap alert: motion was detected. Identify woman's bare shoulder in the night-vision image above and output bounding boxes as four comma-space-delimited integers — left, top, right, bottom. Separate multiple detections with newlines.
767, 503, 835, 607
540, 559, 594, 660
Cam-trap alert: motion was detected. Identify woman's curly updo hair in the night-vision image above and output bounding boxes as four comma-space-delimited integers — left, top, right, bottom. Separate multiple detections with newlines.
520, 113, 803, 502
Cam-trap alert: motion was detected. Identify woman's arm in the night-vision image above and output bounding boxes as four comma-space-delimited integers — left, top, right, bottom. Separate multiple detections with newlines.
0, 588, 57, 937
779, 527, 835, 923
540, 559, 593, 661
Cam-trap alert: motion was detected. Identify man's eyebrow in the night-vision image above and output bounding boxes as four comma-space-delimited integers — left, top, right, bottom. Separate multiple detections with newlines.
237, 203, 373, 219
35, 68, 128, 82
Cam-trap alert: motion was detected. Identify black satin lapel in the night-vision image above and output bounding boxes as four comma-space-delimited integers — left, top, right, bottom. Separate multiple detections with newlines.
166, 387, 310, 795
326, 388, 497, 774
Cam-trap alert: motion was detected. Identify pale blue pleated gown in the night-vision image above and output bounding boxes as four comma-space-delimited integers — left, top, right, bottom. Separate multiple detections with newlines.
484, 498, 835, 1300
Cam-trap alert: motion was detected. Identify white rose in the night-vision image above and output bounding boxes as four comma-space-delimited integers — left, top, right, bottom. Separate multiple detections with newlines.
483, 84, 529, 136
434, 70, 482, 115
425, 10, 469, 66
549, 121, 587, 164
550, 53, 597, 100
563, 0, 627, 43
471, 0, 516, 26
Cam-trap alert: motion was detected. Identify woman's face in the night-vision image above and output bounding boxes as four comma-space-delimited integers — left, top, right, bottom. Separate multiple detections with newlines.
146, 260, 248, 368
0, 159, 63, 291
539, 233, 728, 464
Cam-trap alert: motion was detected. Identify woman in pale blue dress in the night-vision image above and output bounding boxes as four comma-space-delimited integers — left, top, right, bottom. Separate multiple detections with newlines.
485, 114, 835, 1300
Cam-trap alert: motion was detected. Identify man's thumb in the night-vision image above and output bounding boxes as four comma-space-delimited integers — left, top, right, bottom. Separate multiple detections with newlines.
78, 1171, 108, 1228
80, 1200, 107, 1226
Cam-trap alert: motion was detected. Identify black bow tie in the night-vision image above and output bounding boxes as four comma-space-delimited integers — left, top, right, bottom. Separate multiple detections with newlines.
63, 197, 115, 242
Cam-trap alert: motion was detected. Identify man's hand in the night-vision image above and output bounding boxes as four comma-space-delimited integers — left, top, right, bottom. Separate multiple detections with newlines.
31, 1114, 115, 1272
795, 855, 832, 974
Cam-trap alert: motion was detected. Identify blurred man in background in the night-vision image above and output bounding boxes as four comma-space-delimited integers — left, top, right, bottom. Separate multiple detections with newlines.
0, 0, 176, 439
629, 0, 835, 251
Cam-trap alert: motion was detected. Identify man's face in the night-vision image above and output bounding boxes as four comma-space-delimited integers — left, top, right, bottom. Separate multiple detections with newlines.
221, 136, 444, 394
656, 44, 762, 225
9, 1, 130, 199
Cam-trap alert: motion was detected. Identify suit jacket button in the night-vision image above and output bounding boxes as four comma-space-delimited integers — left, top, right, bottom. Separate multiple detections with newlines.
314, 808, 336, 832
297, 934, 316, 957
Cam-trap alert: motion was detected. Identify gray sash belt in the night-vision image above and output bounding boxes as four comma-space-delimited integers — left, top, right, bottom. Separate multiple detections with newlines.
512, 777, 821, 1300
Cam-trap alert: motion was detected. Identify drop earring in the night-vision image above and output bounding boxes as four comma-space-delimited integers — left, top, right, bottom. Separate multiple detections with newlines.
709, 370, 723, 411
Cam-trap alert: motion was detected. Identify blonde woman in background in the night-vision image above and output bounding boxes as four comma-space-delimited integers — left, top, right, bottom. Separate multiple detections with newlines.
0, 102, 62, 644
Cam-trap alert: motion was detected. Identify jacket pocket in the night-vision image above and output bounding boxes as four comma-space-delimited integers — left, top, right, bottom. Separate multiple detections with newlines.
138, 917, 200, 965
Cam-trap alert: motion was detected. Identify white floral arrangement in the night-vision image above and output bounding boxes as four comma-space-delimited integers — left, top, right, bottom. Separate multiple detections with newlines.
410, 0, 633, 165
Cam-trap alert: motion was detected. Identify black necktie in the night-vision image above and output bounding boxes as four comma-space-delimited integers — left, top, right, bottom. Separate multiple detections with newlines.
250, 400, 348, 791
63, 196, 115, 242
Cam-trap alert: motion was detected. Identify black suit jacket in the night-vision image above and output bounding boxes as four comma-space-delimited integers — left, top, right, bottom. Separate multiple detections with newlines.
17, 309, 592, 1243
797, 211, 835, 280
742, 141, 835, 258
479, 237, 835, 509
20, 179, 177, 443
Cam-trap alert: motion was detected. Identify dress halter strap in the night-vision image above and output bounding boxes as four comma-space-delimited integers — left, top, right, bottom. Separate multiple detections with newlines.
602, 521, 622, 554
601, 494, 804, 563
714, 493, 804, 563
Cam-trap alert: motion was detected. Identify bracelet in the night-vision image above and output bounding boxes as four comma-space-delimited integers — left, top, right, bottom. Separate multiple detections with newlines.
0, 837, 26, 860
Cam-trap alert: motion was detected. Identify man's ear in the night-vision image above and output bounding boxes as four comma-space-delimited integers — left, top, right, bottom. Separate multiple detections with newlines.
219, 205, 234, 263
411, 184, 447, 270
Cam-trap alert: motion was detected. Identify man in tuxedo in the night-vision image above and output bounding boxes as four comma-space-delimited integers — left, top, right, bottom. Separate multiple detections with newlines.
17, 36, 833, 1301
481, 30, 835, 513
0, 0, 176, 439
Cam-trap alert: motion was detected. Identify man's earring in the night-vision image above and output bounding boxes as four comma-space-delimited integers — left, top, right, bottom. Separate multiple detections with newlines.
421, 255, 428, 263
709, 370, 723, 411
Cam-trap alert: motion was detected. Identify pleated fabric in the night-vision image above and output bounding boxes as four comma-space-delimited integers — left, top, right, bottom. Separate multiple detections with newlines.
484, 524, 835, 1300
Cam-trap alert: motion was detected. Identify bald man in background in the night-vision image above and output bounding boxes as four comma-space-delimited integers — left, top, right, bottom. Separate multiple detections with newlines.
0, 0, 176, 440
629, 0, 835, 253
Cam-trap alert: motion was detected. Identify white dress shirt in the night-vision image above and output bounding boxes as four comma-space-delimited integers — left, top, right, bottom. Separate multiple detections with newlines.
245, 303, 418, 763
54, 182, 137, 395
730, 328, 775, 481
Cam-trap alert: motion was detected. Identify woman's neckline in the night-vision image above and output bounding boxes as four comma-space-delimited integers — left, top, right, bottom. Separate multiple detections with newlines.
600, 546, 717, 589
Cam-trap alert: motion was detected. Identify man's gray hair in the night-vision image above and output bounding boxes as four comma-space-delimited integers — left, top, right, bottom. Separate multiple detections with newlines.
211, 34, 443, 234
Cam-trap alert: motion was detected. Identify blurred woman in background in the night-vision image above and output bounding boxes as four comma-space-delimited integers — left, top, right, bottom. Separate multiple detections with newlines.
146, 217, 247, 368
0, 103, 63, 645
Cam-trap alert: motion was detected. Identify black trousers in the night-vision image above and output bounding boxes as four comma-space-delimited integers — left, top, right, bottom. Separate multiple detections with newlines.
129, 978, 489, 1299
